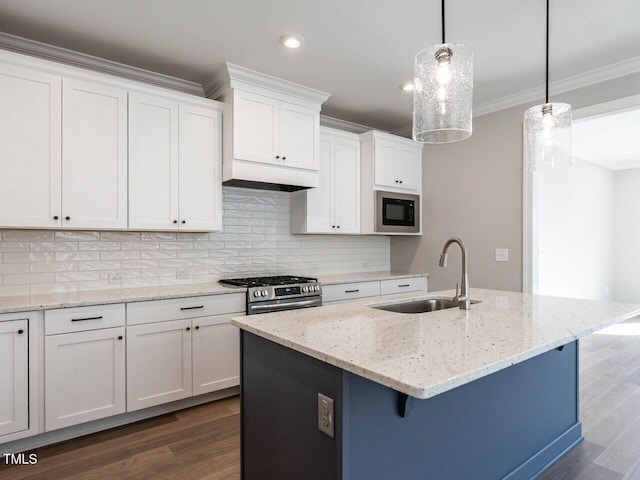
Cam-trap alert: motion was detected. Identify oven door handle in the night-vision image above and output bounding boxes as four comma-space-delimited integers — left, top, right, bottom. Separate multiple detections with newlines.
248, 297, 322, 314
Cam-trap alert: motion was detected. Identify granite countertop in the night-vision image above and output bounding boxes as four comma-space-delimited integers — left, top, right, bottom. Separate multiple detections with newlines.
232, 288, 640, 400
0, 271, 426, 314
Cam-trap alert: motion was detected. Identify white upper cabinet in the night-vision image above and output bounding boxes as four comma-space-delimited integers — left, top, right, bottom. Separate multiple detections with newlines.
212, 63, 329, 191
0, 64, 61, 228
129, 93, 222, 231
62, 78, 128, 229
291, 127, 360, 234
362, 130, 423, 194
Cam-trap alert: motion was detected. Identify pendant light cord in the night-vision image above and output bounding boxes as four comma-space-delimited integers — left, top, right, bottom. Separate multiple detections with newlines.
442, 0, 446, 44
545, 0, 549, 103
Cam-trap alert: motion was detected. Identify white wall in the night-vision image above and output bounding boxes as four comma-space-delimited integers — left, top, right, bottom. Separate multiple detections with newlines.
0, 186, 390, 297
534, 159, 614, 300
613, 168, 640, 303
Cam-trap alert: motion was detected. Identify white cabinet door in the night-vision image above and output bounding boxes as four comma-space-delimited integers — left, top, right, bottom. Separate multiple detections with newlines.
233, 90, 279, 165
127, 319, 192, 412
279, 101, 318, 171
62, 78, 128, 229
0, 319, 28, 437
179, 103, 222, 231
128, 93, 179, 230
0, 64, 61, 228
373, 139, 397, 188
305, 136, 333, 233
192, 315, 240, 396
395, 146, 421, 192
45, 327, 125, 431
332, 138, 360, 233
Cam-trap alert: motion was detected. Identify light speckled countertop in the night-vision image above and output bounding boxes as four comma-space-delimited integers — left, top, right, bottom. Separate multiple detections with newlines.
232, 288, 640, 399
0, 271, 426, 314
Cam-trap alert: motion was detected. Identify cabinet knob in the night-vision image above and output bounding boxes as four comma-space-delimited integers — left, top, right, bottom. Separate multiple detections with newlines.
399, 180, 403, 184
181, 220, 186, 224
186, 327, 191, 331
195, 325, 200, 330
395, 180, 399, 183
118, 335, 123, 340
17, 329, 24, 334
65, 216, 71, 221
275, 155, 280, 159
282, 156, 286, 160
173, 220, 178, 224
337, 225, 341, 229
331, 225, 335, 228
53, 215, 59, 220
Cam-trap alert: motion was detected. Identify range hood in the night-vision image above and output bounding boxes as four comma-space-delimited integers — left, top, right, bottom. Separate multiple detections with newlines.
208, 63, 330, 193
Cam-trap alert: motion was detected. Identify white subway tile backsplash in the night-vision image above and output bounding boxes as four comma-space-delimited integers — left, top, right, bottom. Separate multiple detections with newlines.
0, 187, 389, 296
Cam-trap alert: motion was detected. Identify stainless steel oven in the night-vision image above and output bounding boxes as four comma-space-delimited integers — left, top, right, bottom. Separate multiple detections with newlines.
375, 191, 420, 234
219, 275, 322, 315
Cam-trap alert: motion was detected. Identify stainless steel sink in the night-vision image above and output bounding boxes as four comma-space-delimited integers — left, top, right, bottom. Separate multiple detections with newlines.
373, 296, 480, 314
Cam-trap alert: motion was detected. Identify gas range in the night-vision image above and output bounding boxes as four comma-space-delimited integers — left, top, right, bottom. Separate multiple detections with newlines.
219, 275, 322, 315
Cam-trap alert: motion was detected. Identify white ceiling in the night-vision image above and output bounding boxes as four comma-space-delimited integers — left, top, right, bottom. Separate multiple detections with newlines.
573, 108, 640, 170
0, 0, 638, 132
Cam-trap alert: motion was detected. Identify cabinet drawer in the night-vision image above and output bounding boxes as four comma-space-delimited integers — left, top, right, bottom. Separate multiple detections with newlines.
127, 293, 245, 326
323, 281, 380, 303
380, 277, 427, 296
45, 304, 125, 335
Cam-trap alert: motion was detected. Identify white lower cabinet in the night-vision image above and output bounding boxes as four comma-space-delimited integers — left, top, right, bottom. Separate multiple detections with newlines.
44, 304, 126, 431
0, 319, 29, 437
126, 294, 243, 412
127, 319, 193, 411
323, 277, 428, 304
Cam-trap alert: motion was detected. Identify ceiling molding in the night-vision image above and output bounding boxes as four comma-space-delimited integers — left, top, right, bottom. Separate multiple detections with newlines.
319, 115, 375, 134
0, 32, 204, 96
573, 93, 640, 121
206, 62, 331, 105
473, 55, 640, 118
389, 124, 413, 138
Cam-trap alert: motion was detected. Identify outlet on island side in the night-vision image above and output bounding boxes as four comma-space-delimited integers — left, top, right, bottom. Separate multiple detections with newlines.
318, 393, 334, 438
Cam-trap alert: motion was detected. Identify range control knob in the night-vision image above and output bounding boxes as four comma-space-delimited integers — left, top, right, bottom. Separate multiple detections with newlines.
253, 291, 260, 297
315, 285, 320, 291
261, 290, 268, 297
302, 286, 308, 293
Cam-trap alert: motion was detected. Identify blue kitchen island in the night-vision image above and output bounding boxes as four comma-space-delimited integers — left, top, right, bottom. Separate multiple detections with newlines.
233, 289, 640, 480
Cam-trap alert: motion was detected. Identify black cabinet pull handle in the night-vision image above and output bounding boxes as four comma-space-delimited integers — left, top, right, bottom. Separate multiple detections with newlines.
53, 215, 59, 220
337, 226, 341, 229
173, 220, 178, 224
65, 216, 71, 221
332, 225, 335, 228
17, 329, 24, 334
186, 327, 191, 331
399, 180, 403, 184
71, 316, 103, 322
118, 335, 123, 340
282, 156, 286, 160
398, 284, 410, 288
180, 306, 204, 311
345, 289, 360, 293
195, 326, 200, 330
395, 180, 399, 183
181, 220, 186, 224
275, 155, 280, 159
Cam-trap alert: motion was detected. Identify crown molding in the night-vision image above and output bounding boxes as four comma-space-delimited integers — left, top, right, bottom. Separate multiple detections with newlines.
0, 32, 204, 96
319, 115, 374, 134
206, 62, 331, 105
474, 56, 640, 117
389, 124, 413, 138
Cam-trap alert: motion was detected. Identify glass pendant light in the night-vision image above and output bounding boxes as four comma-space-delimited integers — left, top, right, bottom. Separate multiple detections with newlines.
524, 0, 572, 170
412, 0, 473, 144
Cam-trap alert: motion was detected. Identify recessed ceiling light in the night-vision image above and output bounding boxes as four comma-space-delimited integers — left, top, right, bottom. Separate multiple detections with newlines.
280, 34, 304, 49
400, 82, 414, 92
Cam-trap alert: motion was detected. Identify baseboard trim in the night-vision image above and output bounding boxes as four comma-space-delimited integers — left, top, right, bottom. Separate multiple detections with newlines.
502, 422, 583, 480
0, 387, 239, 455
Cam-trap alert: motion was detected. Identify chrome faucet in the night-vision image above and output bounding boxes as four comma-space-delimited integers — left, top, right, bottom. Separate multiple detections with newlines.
439, 237, 470, 310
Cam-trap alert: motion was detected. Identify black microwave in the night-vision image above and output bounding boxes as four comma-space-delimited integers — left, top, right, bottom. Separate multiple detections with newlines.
375, 191, 420, 234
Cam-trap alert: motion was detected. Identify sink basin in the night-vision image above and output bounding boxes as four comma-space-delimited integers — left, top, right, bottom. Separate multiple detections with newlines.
373, 296, 480, 314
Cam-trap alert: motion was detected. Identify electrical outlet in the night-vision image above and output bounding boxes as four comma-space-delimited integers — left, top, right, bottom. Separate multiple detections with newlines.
176, 270, 191, 280
108, 273, 124, 284
495, 248, 509, 262
318, 393, 334, 438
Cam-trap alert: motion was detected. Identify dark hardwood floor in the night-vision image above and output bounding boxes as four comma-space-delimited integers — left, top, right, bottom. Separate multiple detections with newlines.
2, 322, 640, 479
